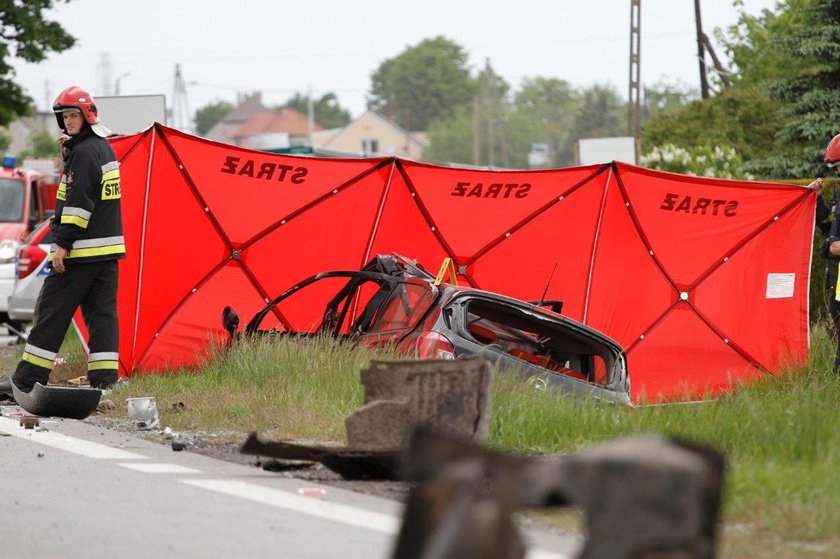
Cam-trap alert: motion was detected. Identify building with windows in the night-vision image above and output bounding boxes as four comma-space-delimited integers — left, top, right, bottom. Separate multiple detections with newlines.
312, 110, 427, 160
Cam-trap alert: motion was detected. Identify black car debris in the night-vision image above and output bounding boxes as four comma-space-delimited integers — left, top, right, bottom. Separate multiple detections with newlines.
222, 254, 631, 405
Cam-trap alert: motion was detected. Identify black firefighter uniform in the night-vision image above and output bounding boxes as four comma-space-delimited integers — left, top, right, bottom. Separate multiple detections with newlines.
13, 130, 125, 390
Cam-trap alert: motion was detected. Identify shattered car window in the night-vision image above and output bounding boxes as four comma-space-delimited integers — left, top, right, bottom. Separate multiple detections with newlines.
368, 282, 436, 333
462, 298, 615, 385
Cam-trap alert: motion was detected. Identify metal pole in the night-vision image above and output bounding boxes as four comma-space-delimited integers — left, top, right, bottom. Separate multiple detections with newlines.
307, 85, 315, 146
628, 0, 642, 157
702, 34, 732, 89
694, 0, 709, 99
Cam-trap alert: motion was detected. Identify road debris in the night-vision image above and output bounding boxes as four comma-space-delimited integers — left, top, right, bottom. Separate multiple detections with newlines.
243, 356, 494, 480
392, 429, 725, 559
296, 488, 326, 496
19, 415, 39, 429
126, 396, 160, 429
11, 381, 101, 419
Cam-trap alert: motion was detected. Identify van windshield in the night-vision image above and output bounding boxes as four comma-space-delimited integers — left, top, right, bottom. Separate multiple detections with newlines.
0, 178, 24, 222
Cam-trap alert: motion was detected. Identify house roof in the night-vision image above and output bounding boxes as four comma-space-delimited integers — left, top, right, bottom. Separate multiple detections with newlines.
204, 92, 272, 142
231, 108, 322, 139
223, 92, 271, 124
323, 110, 427, 150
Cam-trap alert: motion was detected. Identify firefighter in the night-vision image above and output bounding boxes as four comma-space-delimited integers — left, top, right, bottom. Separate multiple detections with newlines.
0, 85, 124, 398
820, 133, 840, 369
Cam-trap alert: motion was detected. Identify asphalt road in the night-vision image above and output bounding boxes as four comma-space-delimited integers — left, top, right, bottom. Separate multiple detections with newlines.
0, 404, 581, 559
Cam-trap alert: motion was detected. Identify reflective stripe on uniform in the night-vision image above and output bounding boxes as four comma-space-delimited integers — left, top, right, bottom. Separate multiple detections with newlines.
101, 161, 121, 200
60, 206, 92, 229
88, 360, 119, 371
835, 262, 840, 302
57, 180, 67, 201
73, 236, 125, 250
49, 236, 125, 260
89, 352, 119, 370
90, 351, 119, 361
21, 343, 57, 370
65, 244, 126, 259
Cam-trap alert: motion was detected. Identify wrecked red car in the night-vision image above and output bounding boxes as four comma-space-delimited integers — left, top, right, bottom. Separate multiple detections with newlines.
223, 255, 631, 405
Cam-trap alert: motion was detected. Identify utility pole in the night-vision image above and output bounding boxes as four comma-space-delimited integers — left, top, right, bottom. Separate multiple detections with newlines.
701, 34, 732, 89
694, 0, 710, 99
484, 58, 495, 168
96, 53, 114, 96
307, 84, 315, 146
171, 64, 192, 133
628, 0, 642, 158
472, 96, 480, 166
115, 72, 130, 96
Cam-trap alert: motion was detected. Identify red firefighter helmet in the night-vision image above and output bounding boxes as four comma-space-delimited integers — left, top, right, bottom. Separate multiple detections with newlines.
52, 86, 111, 137
825, 133, 840, 167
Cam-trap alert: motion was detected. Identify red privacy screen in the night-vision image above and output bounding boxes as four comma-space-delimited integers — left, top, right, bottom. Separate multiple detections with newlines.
95, 125, 815, 402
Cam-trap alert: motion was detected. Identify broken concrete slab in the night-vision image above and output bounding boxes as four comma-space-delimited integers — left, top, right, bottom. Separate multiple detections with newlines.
543, 435, 725, 559
345, 355, 494, 451
393, 429, 724, 559
11, 381, 102, 420
240, 433, 399, 480
242, 356, 494, 480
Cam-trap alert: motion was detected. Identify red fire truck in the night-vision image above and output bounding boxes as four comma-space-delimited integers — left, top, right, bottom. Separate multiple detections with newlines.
0, 155, 58, 331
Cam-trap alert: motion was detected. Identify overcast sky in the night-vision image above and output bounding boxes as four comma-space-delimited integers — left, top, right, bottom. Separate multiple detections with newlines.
12, 0, 778, 122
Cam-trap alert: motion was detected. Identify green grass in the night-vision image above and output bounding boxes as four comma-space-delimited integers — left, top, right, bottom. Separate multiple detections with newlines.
488, 327, 840, 558
11, 326, 840, 558
107, 334, 398, 440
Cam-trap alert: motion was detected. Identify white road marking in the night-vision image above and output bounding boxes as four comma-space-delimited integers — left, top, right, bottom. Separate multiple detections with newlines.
118, 462, 201, 474
181, 478, 401, 535
527, 549, 571, 559
0, 416, 147, 460
179, 479, 569, 559
1, 413, 569, 558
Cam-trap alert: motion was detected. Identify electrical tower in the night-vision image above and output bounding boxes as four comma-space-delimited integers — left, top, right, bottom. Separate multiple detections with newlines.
96, 53, 114, 96
627, 0, 642, 151
171, 64, 192, 133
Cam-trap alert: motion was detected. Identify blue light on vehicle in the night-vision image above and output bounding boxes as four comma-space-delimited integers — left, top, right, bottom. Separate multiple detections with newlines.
2, 154, 16, 168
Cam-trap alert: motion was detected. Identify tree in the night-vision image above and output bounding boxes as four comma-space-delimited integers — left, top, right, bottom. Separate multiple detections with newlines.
424, 104, 476, 166
474, 60, 513, 167
426, 80, 627, 169
0, 130, 10, 154
0, 1, 75, 127
25, 131, 57, 158
368, 36, 476, 130
194, 100, 233, 136
641, 79, 699, 123
641, 86, 784, 161
284, 91, 351, 129
570, 84, 627, 142
640, 1, 819, 177
424, 61, 521, 168
513, 77, 580, 166
744, 0, 840, 178
716, 0, 815, 87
